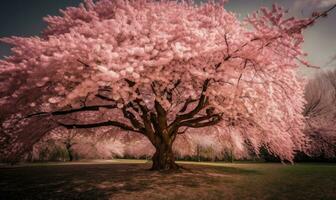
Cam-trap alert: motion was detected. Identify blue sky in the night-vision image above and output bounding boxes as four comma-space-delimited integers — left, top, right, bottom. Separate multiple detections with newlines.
0, 0, 335, 76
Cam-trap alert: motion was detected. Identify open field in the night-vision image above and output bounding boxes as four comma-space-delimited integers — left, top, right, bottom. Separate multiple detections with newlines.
0, 160, 335, 200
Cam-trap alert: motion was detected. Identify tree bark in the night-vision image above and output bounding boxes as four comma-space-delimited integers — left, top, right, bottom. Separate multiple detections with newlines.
68, 149, 73, 161
151, 141, 179, 171
65, 144, 73, 161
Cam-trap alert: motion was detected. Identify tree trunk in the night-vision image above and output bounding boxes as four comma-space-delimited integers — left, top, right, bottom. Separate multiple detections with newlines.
68, 150, 73, 161
151, 142, 179, 171
197, 145, 201, 162
65, 144, 73, 162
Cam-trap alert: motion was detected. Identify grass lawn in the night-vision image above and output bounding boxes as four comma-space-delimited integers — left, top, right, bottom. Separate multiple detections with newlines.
0, 160, 335, 200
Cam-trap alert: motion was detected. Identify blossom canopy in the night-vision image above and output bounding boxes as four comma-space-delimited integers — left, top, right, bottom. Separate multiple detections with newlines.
0, 0, 320, 168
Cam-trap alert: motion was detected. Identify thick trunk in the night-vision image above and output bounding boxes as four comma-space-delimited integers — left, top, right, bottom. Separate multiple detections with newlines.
151, 142, 179, 171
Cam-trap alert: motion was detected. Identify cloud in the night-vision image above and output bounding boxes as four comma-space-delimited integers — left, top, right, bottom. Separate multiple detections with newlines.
294, 0, 336, 9
291, 0, 336, 16
317, 0, 336, 8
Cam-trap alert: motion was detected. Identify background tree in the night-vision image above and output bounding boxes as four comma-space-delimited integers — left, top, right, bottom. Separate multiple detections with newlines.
304, 69, 336, 159
56, 129, 78, 161
1, 0, 334, 170
30, 128, 127, 161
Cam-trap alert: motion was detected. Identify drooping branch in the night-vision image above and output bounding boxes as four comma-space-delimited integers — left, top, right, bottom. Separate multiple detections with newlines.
26, 103, 117, 118
58, 120, 141, 133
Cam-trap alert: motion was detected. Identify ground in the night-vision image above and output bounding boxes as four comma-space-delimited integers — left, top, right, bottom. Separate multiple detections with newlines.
0, 160, 335, 200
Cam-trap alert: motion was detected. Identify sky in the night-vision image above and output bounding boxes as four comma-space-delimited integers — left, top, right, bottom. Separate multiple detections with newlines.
0, 0, 335, 76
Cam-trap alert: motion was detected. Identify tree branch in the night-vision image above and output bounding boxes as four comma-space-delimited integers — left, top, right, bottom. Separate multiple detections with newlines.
164, 79, 181, 102
133, 99, 155, 138
77, 59, 91, 68
304, 4, 336, 28
176, 79, 210, 120
58, 120, 141, 133
179, 97, 198, 113
180, 116, 222, 128
179, 113, 222, 129
95, 94, 115, 102
26, 103, 117, 118
122, 104, 144, 132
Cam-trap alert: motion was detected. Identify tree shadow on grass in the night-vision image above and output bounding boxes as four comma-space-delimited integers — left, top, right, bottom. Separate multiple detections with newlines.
0, 163, 258, 200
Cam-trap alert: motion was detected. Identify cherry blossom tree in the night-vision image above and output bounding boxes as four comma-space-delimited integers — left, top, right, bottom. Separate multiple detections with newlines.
54, 129, 79, 161
304, 70, 336, 158
30, 128, 127, 161
1, 0, 334, 170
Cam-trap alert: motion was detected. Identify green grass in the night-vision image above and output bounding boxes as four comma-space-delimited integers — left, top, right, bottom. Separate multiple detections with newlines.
0, 160, 335, 200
